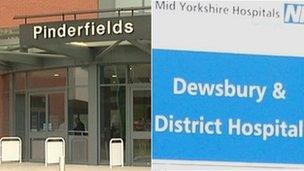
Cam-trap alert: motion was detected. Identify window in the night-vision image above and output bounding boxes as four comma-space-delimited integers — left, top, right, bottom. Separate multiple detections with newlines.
68, 67, 89, 135
28, 68, 67, 89
129, 64, 151, 83
99, 63, 151, 164
30, 95, 46, 132
30, 93, 65, 132
15, 72, 26, 90
100, 65, 126, 84
0, 74, 10, 92
48, 93, 65, 131
133, 90, 151, 131
0, 92, 10, 137
0, 74, 11, 137
68, 87, 88, 132
100, 86, 126, 164
68, 67, 88, 86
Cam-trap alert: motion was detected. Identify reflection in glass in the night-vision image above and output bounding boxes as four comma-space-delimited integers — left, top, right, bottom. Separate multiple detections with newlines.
30, 95, 46, 132
129, 64, 151, 83
100, 86, 126, 164
100, 65, 126, 84
28, 68, 67, 89
30, 93, 65, 132
133, 139, 151, 166
15, 72, 26, 90
133, 90, 151, 131
69, 67, 88, 86
15, 93, 26, 132
15, 92, 26, 159
0, 74, 10, 92
68, 87, 88, 132
0, 92, 10, 137
48, 93, 65, 131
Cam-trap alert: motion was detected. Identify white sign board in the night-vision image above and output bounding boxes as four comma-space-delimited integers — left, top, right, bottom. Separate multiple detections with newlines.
45, 137, 65, 166
0, 137, 22, 163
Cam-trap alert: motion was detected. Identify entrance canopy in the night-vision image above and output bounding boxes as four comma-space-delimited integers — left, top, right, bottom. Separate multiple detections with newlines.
0, 7, 151, 73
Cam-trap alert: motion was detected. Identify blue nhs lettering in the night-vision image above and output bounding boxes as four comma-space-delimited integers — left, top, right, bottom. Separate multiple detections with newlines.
284, 4, 304, 24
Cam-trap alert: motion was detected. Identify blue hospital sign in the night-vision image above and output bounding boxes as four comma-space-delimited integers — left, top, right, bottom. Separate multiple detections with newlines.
153, 50, 304, 162
152, 0, 304, 170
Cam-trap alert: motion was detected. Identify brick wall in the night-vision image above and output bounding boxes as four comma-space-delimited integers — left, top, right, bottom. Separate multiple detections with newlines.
0, 0, 98, 28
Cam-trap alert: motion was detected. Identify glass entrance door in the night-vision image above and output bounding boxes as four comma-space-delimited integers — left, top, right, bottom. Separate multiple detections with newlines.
30, 94, 46, 133
29, 92, 66, 162
130, 87, 151, 166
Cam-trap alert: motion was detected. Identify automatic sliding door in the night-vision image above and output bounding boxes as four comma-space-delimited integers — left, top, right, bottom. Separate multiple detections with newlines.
100, 86, 126, 164
29, 94, 47, 161
29, 92, 65, 162
48, 93, 65, 132
30, 94, 46, 132
15, 93, 26, 159
131, 89, 151, 166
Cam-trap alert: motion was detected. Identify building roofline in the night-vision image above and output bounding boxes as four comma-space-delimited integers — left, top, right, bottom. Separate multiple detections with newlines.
14, 6, 151, 24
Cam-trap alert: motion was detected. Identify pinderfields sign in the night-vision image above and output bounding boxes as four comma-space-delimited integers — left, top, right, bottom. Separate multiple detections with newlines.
20, 15, 150, 46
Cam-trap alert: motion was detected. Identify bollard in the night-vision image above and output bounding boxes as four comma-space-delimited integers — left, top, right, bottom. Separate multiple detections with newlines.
59, 156, 65, 171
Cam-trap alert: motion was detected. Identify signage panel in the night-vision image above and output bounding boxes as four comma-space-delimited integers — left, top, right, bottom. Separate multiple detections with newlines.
152, 0, 304, 170
20, 15, 151, 46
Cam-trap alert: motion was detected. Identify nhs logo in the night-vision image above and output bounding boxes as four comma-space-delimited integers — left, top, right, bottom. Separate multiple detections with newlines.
284, 4, 304, 24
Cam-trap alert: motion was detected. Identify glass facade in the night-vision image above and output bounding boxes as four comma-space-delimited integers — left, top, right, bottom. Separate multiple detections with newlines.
129, 64, 151, 83
29, 93, 65, 132
99, 63, 151, 165
0, 92, 10, 137
4, 63, 151, 165
30, 94, 46, 132
100, 86, 126, 164
28, 68, 67, 89
100, 65, 128, 164
68, 87, 89, 132
132, 89, 151, 166
69, 67, 89, 86
15, 72, 26, 90
100, 65, 126, 84
48, 93, 65, 131
133, 90, 151, 132
68, 67, 89, 135
0, 0, 150, 166
0, 74, 11, 137
133, 139, 151, 165
0, 74, 10, 92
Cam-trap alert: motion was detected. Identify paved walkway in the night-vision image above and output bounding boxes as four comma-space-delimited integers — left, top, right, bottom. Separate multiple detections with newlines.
0, 163, 150, 171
